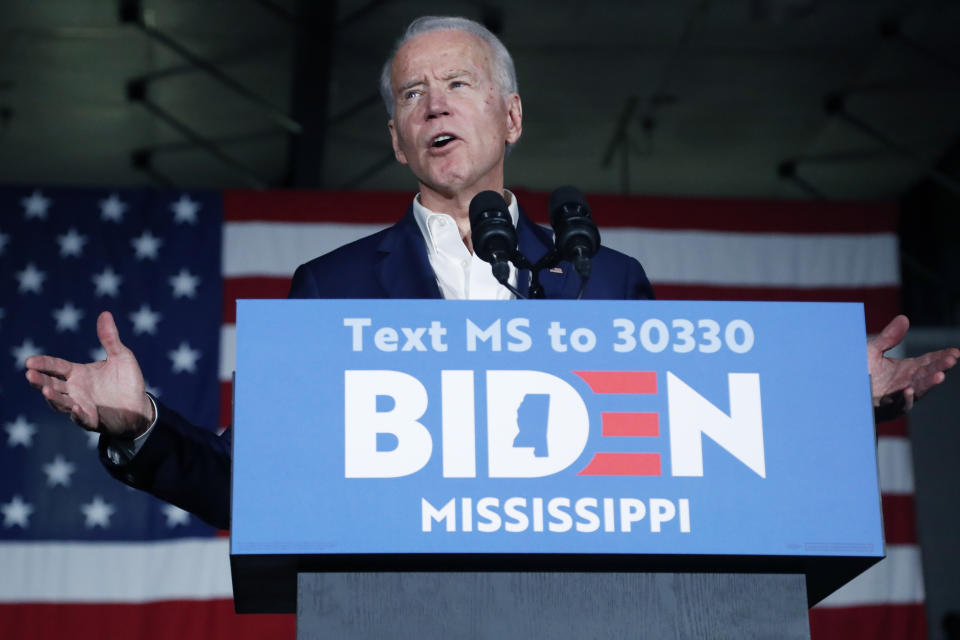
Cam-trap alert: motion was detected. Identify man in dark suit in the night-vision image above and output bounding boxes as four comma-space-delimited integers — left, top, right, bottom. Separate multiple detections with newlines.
286, 207, 653, 301
24, 16, 959, 530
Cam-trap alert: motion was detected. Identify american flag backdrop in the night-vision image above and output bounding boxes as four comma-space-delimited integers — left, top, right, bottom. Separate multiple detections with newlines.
1, 185, 922, 639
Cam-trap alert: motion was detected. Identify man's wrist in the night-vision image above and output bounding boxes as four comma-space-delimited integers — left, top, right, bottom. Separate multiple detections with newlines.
874, 389, 907, 423
135, 392, 157, 438
105, 394, 159, 464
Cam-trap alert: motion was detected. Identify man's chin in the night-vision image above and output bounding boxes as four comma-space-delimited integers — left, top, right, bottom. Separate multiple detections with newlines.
417, 167, 504, 206
419, 174, 471, 199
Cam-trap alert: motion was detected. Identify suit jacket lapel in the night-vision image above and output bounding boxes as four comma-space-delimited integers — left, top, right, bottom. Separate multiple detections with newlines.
375, 208, 442, 299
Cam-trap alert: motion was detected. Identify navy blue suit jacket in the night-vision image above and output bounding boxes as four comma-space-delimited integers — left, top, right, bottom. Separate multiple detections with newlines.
100, 207, 654, 529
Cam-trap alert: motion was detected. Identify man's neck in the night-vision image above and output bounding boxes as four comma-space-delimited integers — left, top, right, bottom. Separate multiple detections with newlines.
417, 184, 510, 252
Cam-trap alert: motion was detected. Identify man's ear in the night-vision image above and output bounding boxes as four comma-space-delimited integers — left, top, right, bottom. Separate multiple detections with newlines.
388, 120, 408, 165
505, 94, 523, 145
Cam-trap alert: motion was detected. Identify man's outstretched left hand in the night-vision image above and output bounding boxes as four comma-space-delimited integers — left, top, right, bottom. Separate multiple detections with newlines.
868, 314, 959, 421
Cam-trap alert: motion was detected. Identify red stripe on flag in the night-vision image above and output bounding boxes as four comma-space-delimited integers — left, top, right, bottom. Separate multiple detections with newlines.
220, 381, 232, 429
578, 453, 661, 476
0, 601, 294, 640
882, 494, 918, 545
876, 416, 909, 438
224, 277, 292, 323
223, 188, 898, 233
574, 371, 657, 394
809, 603, 927, 640
509, 188, 899, 232
224, 189, 413, 223
601, 412, 659, 437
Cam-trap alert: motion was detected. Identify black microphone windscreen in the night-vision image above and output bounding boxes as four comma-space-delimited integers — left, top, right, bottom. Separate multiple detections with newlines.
468, 190, 517, 272
548, 185, 590, 225
469, 190, 509, 228
548, 185, 600, 273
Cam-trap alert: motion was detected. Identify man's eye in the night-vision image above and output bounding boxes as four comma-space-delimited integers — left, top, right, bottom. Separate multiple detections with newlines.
404, 89, 421, 100
450, 81, 465, 89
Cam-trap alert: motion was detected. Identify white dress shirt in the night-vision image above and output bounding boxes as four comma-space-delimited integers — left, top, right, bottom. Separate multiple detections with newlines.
411, 190, 520, 300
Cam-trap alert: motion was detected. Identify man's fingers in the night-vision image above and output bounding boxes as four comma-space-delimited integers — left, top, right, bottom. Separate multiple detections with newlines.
903, 387, 916, 412
41, 385, 75, 414
25, 369, 45, 390
25, 354, 74, 377
916, 350, 958, 382
870, 314, 910, 354
26, 369, 66, 391
96, 311, 128, 360
914, 371, 947, 398
43, 376, 69, 395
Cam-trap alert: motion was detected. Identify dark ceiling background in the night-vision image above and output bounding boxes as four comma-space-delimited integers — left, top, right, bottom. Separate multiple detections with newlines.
1, 0, 958, 321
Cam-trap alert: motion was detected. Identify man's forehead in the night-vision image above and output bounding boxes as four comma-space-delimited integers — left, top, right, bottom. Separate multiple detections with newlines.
391, 29, 493, 86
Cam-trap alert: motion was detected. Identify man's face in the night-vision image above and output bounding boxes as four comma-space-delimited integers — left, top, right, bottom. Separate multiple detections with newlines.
387, 29, 522, 205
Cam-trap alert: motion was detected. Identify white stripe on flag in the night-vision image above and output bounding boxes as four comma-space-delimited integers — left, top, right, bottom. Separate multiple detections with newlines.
818, 544, 924, 606
602, 229, 899, 287
0, 538, 232, 603
221, 324, 236, 382
223, 222, 386, 277
877, 436, 915, 494
224, 223, 899, 287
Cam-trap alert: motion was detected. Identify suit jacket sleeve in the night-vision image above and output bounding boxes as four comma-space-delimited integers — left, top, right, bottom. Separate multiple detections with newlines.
99, 402, 233, 530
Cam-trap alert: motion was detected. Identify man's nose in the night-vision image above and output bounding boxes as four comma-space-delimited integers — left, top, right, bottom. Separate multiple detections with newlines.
425, 91, 450, 119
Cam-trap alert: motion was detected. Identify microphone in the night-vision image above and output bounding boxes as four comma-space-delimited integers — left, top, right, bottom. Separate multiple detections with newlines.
549, 185, 600, 280
469, 190, 517, 285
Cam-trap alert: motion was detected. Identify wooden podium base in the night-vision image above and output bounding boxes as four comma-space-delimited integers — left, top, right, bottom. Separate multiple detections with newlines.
297, 572, 810, 639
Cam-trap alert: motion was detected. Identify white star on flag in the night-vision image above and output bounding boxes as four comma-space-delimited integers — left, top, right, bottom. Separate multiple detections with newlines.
53, 302, 84, 332
0, 229, 9, 255
11, 339, 43, 369
130, 304, 161, 335
169, 342, 200, 373
92, 266, 122, 297
131, 230, 162, 260
16, 263, 46, 294
170, 194, 200, 224
57, 228, 88, 257
99, 193, 128, 222
21, 190, 51, 219
80, 495, 116, 529
162, 504, 191, 527
43, 455, 77, 488
1, 495, 34, 528
5, 415, 38, 447
89, 346, 107, 362
169, 268, 200, 298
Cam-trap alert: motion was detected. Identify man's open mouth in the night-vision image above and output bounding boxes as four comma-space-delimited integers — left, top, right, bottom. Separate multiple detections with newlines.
431, 134, 458, 148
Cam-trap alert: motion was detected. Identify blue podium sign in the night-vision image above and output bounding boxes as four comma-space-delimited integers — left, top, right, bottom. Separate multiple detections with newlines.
230, 300, 883, 611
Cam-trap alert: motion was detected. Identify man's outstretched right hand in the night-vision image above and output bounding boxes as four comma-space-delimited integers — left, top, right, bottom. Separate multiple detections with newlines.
25, 310, 155, 439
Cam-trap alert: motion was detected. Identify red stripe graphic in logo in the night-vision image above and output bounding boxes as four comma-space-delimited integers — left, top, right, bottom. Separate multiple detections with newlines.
573, 371, 661, 476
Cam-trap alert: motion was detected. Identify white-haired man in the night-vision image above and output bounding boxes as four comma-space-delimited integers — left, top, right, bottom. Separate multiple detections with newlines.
25, 16, 959, 530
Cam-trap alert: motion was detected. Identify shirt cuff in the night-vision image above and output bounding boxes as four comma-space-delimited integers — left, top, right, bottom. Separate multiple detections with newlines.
104, 394, 159, 465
